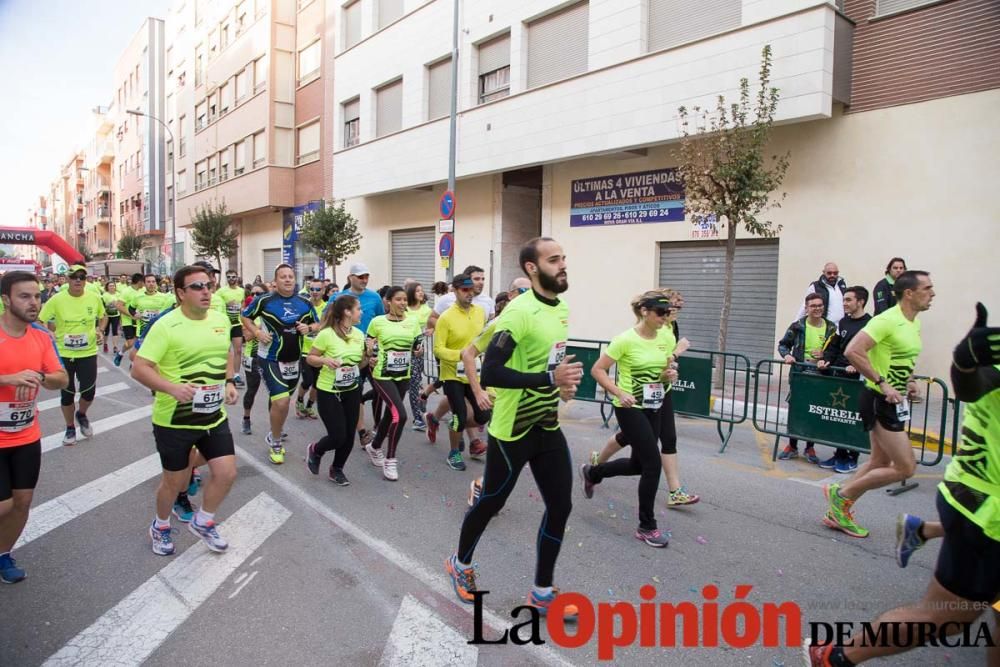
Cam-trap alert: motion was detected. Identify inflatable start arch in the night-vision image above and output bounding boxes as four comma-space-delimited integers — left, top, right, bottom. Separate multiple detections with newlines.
0, 227, 85, 266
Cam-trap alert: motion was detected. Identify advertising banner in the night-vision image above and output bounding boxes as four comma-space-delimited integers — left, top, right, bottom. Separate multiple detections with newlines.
570, 168, 684, 227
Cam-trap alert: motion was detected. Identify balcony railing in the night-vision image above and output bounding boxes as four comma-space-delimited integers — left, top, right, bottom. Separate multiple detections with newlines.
97, 206, 111, 219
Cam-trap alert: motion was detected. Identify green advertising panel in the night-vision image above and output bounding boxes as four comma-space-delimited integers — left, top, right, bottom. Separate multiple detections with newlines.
672, 356, 713, 417
566, 344, 603, 402
787, 372, 870, 453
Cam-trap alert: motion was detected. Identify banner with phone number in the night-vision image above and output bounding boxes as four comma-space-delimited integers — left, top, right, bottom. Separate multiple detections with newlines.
569, 168, 685, 227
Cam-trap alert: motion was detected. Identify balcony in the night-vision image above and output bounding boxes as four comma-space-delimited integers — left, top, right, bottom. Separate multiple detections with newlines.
99, 138, 114, 164
97, 206, 111, 220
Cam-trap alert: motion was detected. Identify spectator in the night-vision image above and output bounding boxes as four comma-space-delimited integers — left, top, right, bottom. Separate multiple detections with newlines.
817, 286, 872, 472
431, 281, 449, 297
797, 262, 847, 322
778, 292, 837, 463
873, 257, 907, 315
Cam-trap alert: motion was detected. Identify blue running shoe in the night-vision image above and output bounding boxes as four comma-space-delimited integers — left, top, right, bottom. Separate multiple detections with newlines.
818, 456, 839, 470
113, 352, 123, 367
777, 446, 798, 460
895, 513, 925, 568
447, 450, 466, 471
172, 495, 194, 523
0, 553, 26, 583
803, 447, 820, 464
834, 458, 854, 474
187, 468, 202, 497
189, 519, 228, 553
149, 522, 175, 556
527, 587, 579, 620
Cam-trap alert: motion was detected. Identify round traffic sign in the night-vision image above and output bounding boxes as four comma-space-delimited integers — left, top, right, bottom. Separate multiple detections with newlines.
438, 232, 454, 258
439, 190, 456, 219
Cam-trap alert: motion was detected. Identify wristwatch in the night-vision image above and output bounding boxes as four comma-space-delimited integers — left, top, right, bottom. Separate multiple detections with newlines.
875, 376, 886, 386
225, 378, 237, 386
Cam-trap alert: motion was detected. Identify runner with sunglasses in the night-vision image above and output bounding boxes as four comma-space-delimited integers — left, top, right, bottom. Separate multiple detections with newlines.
240, 286, 268, 435
294, 279, 327, 420
217, 270, 248, 388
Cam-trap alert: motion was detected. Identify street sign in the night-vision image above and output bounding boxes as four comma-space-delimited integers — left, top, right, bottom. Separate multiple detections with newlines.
438, 219, 454, 233
438, 232, 454, 259
439, 190, 456, 219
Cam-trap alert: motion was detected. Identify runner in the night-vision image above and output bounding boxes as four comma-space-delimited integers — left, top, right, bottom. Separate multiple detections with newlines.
434, 274, 490, 472
240, 287, 267, 435
294, 278, 327, 420
38, 264, 107, 446
0, 272, 69, 583
365, 286, 423, 481
823, 271, 934, 538
807, 302, 1000, 666
131, 273, 174, 339
131, 264, 239, 556
216, 269, 247, 387
304, 294, 366, 486
101, 280, 122, 355
240, 264, 319, 464
579, 291, 677, 547
445, 237, 583, 616
406, 282, 433, 432
113, 273, 144, 366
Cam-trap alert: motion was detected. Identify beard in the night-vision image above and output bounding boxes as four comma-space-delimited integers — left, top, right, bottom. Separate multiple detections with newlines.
537, 267, 568, 294
9, 302, 39, 324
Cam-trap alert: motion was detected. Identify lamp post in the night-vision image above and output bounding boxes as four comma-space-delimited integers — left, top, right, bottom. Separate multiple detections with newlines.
445, 0, 459, 283
126, 108, 176, 271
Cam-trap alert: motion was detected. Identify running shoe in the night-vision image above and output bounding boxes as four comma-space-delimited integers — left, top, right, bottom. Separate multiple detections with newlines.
777, 445, 798, 460
76, 411, 93, 438
527, 587, 579, 620
241, 417, 252, 435
425, 413, 439, 444
358, 429, 374, 446
818, 456, 839, 470
843, 458, 859, 473
895, 513, 925, 568
447, 450, 466, 471
667, 487, 700, 506
833, 458, 853, 474
0, 553, 26, 584
803, 641, 835, 666
589, 450, 599, 466
365, 443, 385, 467
62, 426, 77, 446
295, 400, 307, 419
149, 521, 175, 556
305, 442, 321, 475
233, 375, 245, 387
635, 528, 670, 548
803, 446, 820, 464
412, 420, 427, 432
187, 468, 202, 497
189, 519, 229, 553
306, 405, 318, 420
266, 433, 286, 465
468, 478, 482, 507
580, 464, 595, 499
821, 484, 869, 538
328, 467, 350, 486
445, 554, 477, 604
469, 438, 487, 460
113, 352, 123, 366
383, 457, 399, 481
172, 495, 195, 523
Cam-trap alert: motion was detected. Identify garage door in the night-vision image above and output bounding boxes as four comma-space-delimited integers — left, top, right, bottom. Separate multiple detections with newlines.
261, 248, 282, 283
658, 239, 779, 363
390, 227, 435, 297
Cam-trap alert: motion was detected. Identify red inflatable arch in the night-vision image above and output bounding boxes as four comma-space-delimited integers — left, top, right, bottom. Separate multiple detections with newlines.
0, 227, 84, 266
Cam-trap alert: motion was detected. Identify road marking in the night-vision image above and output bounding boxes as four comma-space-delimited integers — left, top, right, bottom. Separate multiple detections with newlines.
227, 570, 258, 599
41, 405, 152, 453
17, 454, 161, 549
43, 492, 290, 667
36, 382, 130, 412
233, 445, 575, 667
379, 594, 478, 666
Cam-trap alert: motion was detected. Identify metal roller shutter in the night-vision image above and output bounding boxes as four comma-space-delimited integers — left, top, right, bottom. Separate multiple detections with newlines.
658, 240, 779, 364
527, 1, 589, 89
391, 227, 435, 295
262, 248, 282, 282
376, 79, 403, 137
647, 0, 741, 53
478, 34, 510, 75
427, 58, 452, 120
378, 0, 404, 28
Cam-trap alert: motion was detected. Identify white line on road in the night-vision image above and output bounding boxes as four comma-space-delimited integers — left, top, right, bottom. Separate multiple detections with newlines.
227, 570, 258, 599
379, 594, 478, 666
232, 445, 575, 667
43, 492, 291, 667
789, 474, 841, 489
16, 454, 161, 549
36, 382, 130, 412
40, 405, 152, 453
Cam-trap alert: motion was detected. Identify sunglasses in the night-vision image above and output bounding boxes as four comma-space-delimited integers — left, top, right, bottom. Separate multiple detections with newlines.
183, 281, 213, 291
226, 275, 238, 279
824, 272, 839, 277
651, 307, 672, 317
252, 291, 265, 296
69, 273, 87, 280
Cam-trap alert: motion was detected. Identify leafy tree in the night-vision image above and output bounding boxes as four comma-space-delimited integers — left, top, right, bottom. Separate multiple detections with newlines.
298, 200, 362, 282
190, 201, 239, 273
676, 44, 790, 376
116, 223, 144, 261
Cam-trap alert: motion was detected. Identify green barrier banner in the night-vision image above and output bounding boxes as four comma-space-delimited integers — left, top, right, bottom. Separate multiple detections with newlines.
672, 356, 713, 417
787, 372, 870, 452
567, 345, 602, 401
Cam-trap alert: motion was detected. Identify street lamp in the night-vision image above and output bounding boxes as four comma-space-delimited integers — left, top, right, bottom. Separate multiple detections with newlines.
126, 108, 176, 271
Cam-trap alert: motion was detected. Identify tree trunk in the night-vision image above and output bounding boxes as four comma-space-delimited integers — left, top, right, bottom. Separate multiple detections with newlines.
715, 219, 738, 389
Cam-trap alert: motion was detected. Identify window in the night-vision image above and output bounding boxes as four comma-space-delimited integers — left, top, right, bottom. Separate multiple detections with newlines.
254, 54, 268, 92
167, 187, 174, 218
343, 1, 361, 48
195, 101, 207, 130
178, 115, 187, 156
167, 141, 174, 172
208, 155, 217, 185
478, 34, 510, 103
297, 120, 320, 163
876, 0, 938, 14
166, 46, 173, 73
221, 22, 231, 48
220, 80, 233, 113
194, 44, 204, 86
427, 58, 451, 119
298, 41, 320, 84
253, 131, 266, 167
236, 68, 249, 100
220, 146, 231, 181
526, 1, 589, 88
236, 1, 248, 31
177, 170, 186, 195
209, 29, 218, 58
195, 161, 206, 190
375, 79, 403, 137
647, 0, 739, 53
208, 92, 217, 123
234, 140, 246, 175
378, 0, 404, 29
343, 98, 360, 147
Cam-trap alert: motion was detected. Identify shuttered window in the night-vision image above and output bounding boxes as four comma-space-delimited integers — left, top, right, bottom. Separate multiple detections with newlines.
658, 240, 779, 364
262, 248, 283, 282
378, 0, 404, 28
376, 79, 403, 137
427, 58, 451, 120
478, 34, 510, 104
527, 2, 589, 89
344, 1, 362, 48
647, 0, 741, 53
391, 228, 435, 294
876, 0, 937, 15
297, 120, 320, 163
343, 98, 360, 147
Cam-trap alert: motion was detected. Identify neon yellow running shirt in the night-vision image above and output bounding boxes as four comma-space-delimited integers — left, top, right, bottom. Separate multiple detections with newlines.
861, 305, 922, 393
38, 290, 106, 358
310, 327, 366, 393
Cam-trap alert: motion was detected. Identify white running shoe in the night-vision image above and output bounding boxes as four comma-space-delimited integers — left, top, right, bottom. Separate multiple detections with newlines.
365, 443, 385, 467
383, 457, 398, 481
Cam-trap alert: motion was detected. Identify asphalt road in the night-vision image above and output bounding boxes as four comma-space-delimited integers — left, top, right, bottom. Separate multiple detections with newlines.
1, 352, 992, 666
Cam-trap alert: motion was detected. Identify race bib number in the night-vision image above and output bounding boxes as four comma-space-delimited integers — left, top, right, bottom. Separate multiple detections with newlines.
386, 350, 411, 372
242, 356, 254, 372
642, 383, 665, 410
141, 310, 158, 322
226, 302, 241, 314
456, 356, 482, 377
278, 361, 300, 380
192, 384, 224, 414
895, 398, 911, 423
547, 342, 567, 371
106, 304, 119, 316
335, 365, 359, 389
63, 333, 88, 350
0, 401, 36, 433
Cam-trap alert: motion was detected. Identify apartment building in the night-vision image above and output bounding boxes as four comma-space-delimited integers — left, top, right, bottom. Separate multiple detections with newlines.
49, 153, 87, 261
169, 0, 334, 284
79, 108, 116, 259
23, 197, 50, 266
331, 0, 999, 379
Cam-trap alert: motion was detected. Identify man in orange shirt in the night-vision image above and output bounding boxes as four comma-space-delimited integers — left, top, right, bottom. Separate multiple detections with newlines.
0, 271, 68, 583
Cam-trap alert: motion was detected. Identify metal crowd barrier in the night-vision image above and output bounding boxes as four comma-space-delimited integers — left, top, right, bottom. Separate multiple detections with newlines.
671, 349, 751, 453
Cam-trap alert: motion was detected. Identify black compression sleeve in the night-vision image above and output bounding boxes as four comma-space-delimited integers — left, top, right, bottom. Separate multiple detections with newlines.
951, 365, 1000, 404
481, 330, 552, 390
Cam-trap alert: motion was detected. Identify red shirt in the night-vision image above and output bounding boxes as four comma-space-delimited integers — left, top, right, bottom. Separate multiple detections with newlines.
0, 323, 64, 448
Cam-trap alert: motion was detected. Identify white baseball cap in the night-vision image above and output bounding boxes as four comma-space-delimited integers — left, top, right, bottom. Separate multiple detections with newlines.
348, 262, 370, 276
